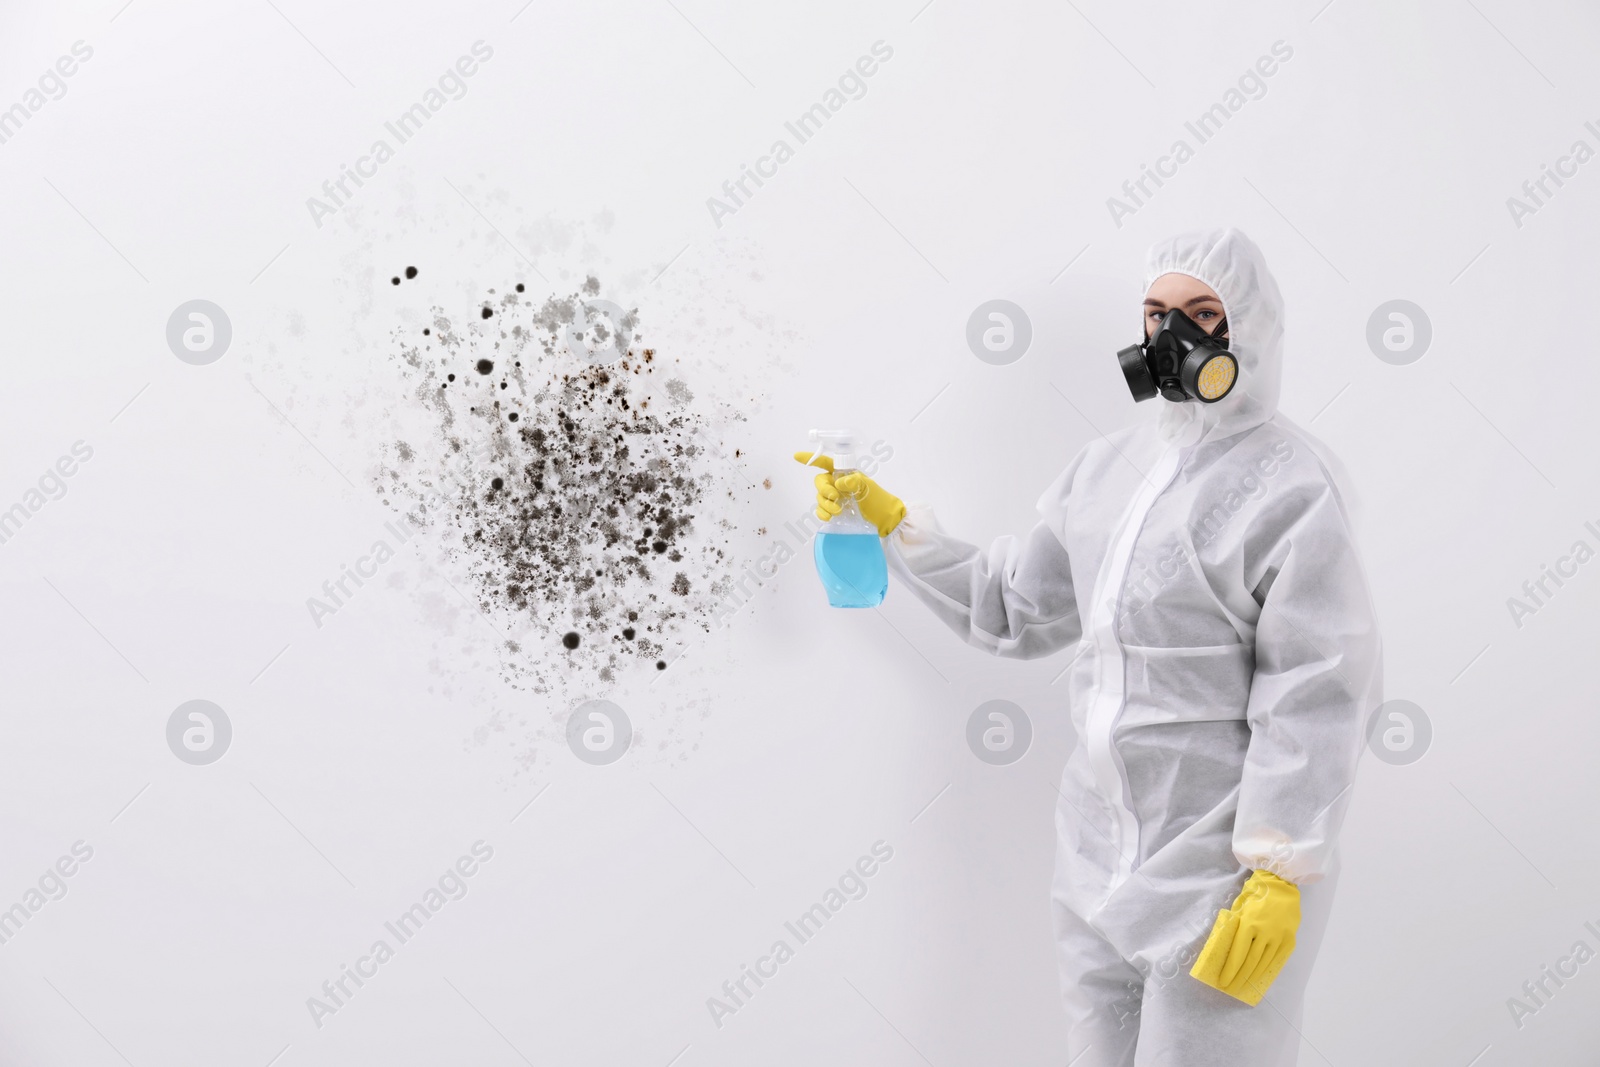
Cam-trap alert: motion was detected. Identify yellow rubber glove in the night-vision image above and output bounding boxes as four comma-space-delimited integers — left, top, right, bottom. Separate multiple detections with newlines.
1189, 869, 1301, 1006
792, 451, 906, 537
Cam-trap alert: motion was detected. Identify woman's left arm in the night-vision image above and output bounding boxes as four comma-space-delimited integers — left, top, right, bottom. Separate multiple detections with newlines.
1233, 477, 1383, 884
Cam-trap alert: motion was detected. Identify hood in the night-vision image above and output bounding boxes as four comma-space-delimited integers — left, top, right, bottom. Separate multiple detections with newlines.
1140, 227, 1364, 528
1142, 228, 1284, 447
1038, 227, 1364, 529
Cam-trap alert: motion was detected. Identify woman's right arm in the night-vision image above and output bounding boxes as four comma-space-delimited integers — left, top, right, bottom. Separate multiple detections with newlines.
796, 449, 1083, 660
884, 509, 1081, 660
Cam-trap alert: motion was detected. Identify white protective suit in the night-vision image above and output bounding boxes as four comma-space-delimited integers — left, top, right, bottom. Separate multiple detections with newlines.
885, 229, 1382, 1065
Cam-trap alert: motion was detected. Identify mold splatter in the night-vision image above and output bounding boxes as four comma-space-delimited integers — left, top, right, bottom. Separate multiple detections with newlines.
376, 277, 746, 691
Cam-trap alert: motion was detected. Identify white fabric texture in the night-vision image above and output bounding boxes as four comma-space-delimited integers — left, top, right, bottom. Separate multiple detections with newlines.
1141, 228, 1363, 525
884, 228, 1382, 1063
1054, 868, 1340, 1067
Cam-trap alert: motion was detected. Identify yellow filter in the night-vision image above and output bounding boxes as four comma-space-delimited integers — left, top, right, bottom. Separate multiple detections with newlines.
1197, 354, 1237, 401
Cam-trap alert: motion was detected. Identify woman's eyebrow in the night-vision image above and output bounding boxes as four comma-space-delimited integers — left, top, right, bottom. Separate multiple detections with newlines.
1183, 295, 1222, 307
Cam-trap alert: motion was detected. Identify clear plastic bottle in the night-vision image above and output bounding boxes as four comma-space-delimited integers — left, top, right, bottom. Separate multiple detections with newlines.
805, 430, 888, 608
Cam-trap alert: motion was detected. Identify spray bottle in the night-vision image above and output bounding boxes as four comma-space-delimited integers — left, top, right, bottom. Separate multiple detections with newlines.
805, 429, 888, 608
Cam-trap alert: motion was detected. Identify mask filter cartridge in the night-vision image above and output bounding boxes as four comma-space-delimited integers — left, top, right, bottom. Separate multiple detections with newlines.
1117, 308, 1237, 404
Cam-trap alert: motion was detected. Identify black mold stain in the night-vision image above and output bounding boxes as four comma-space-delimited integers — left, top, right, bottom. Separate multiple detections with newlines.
378, 275, 744, 690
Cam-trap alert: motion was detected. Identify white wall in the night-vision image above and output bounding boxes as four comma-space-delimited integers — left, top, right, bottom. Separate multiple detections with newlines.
0, 0, 1595, 1063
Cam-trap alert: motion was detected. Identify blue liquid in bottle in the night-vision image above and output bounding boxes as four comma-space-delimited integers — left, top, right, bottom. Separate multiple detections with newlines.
814, 532, 888, 608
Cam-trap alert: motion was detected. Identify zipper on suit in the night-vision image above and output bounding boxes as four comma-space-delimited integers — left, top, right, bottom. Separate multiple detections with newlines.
1084, 439, 1190, 906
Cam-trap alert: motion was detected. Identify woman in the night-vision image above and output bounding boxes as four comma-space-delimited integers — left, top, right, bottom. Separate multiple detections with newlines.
797, 229, 1381, 1065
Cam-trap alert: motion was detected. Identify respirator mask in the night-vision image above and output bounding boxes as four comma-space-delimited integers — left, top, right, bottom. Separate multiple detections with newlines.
1117, 308, 1237, 404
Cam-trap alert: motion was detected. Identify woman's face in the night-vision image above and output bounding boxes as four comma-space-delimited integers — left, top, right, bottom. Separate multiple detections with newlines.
1143, 272, 1227, 340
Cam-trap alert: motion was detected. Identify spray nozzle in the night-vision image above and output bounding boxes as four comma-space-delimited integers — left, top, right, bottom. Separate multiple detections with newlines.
806, 428, 858, 472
